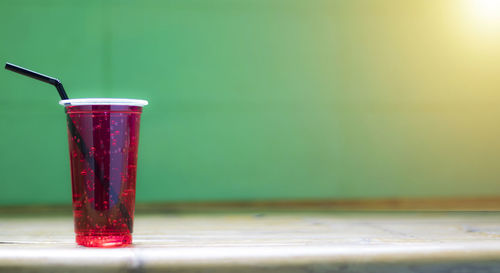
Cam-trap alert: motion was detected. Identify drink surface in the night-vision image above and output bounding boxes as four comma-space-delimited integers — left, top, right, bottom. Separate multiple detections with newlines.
65, 104, 143, 247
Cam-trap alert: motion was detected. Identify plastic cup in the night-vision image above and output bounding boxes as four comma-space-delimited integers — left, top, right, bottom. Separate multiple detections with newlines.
59, 98, 148, 247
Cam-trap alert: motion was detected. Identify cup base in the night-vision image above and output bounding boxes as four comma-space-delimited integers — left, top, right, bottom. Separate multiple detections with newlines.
76, 233, 132, 248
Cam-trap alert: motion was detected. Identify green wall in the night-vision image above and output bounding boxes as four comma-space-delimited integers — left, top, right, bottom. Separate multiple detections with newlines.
1, 0, 500, 205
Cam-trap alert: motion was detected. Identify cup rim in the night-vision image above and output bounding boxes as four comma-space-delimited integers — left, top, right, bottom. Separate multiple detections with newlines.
59, 98, 149, 107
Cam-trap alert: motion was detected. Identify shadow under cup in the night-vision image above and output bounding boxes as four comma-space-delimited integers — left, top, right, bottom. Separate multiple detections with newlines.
61, 98, 147, 247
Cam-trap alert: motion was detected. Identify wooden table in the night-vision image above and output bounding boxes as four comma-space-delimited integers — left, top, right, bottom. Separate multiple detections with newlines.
1, 210, 500, 272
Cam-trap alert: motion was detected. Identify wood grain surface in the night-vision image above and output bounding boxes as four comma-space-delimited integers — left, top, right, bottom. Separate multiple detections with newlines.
1, 210, 500, 272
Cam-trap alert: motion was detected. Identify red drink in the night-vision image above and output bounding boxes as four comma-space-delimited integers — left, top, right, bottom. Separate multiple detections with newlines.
62, 99, 147, 247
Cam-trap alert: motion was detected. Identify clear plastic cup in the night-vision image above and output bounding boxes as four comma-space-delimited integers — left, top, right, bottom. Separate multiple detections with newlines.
60, 98, 148, 247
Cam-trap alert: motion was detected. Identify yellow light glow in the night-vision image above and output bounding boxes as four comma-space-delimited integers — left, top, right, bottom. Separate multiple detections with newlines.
464, 0, 500, 26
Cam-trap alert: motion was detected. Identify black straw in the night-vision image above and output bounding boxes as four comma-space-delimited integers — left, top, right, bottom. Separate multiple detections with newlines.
5, 63, 69, 100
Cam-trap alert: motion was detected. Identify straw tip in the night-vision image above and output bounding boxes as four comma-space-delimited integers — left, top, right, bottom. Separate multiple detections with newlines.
5, 62, 17, 71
